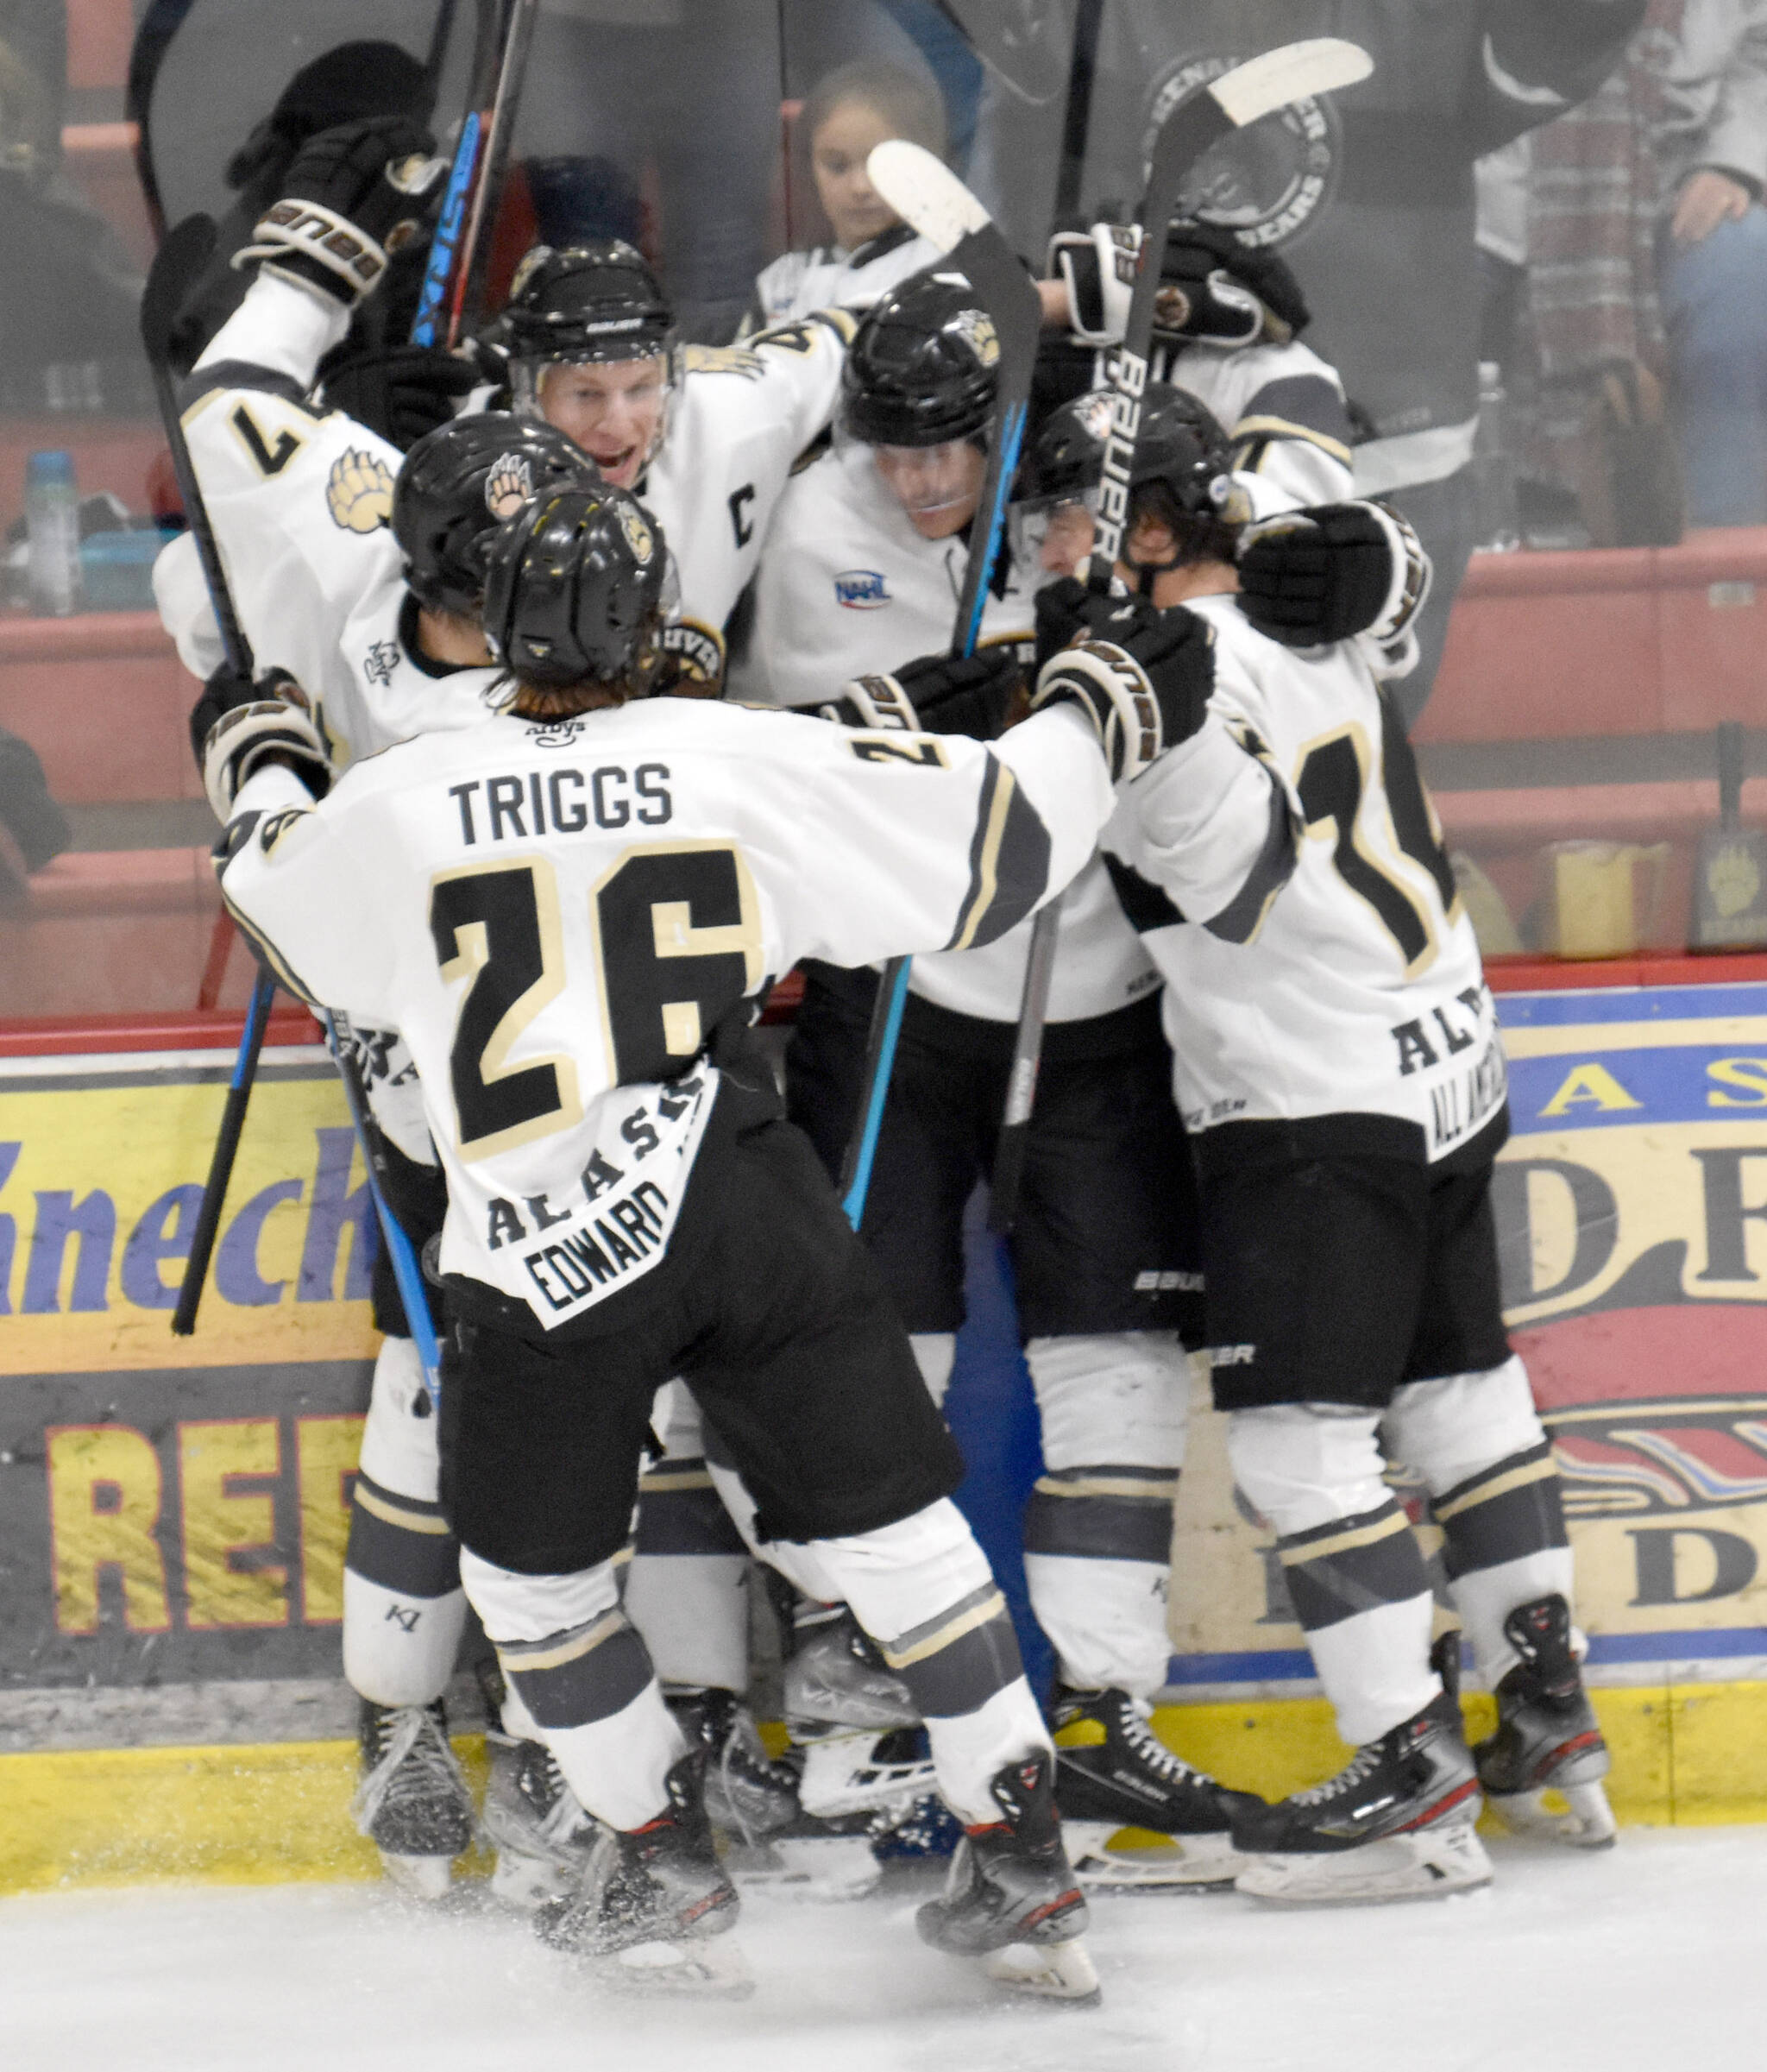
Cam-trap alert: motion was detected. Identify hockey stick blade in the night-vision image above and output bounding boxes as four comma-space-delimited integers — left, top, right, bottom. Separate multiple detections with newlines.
865, 140, 989, 252
1206, 38, 1372, 129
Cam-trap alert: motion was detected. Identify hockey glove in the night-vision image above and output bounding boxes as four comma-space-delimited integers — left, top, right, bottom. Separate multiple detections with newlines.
201, 688, 331, 822
1029, 601, 1215, 783
1237, 501, 1431, 649
236, 115, 444, 309
819, 673, 921, 733
318, 343, 481, 451
892, 646, 1024, 740
1033, 573, 1135, 671
1049, 217, 1310, 350
1154, 220, 1311, 348
188, 663, 305, 768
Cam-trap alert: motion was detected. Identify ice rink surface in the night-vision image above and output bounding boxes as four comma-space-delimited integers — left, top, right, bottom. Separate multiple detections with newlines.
6, 1828, 1763, 2071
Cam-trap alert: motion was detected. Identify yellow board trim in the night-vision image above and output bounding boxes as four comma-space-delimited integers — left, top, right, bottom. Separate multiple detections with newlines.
7, 1685, 1767, 1894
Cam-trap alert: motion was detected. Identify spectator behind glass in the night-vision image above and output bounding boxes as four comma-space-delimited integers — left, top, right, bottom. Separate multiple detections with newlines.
1644, 0, 1767, 526
748, 58, 948, 331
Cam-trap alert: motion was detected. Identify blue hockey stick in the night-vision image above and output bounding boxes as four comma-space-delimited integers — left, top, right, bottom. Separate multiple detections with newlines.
837, 146, 1042, 1230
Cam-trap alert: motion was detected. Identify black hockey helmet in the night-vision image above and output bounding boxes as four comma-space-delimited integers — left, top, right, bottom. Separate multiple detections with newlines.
393, 413, 598, 615
499, 239, 676, 365
482, 485, 668, 694
840, 269, 999, 447
1020, 389, 1114, 506
1129, 382, 1232, 519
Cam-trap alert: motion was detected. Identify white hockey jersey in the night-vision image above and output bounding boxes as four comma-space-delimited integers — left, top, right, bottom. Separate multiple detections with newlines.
748, 225, 941, 330
633, 310, 858, 640
1107, 592, 1501, 1162
216, 696, 1112, 1329
731, 432, 1151, 1025
1167, 336, 1355, 510
152, 274, 500, 767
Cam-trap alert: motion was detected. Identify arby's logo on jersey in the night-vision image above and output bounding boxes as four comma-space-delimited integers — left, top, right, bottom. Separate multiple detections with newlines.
834, 569, 891, 609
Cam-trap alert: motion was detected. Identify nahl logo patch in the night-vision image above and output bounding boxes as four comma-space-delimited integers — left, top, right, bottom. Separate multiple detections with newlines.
834, 569, 890, 608
326, 448, 394, 533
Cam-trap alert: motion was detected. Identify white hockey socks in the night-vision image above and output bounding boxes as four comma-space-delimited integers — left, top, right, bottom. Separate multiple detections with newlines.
1229, 1405, 1438, 1748
1384, 1358, 1576, 1685
461, 1548, 685, 1832
343, 1336, 467, 1708
624, 1382, 751, 1693
1022, 1332, 1189, 1699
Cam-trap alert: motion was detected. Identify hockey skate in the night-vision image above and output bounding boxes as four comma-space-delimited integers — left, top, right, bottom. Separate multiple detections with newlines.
766, 1605, 937, 1898
1233, 1689, 1492, 1906
481, 1727, 601, 1911
917, 1754, 1100, 2006
535, 1752, 750, 1999
351, 1698, 476, 1902
1475, 1594, 1615, 1849
1052, 1686, 1260, 1890
665, 1685, 802, 1842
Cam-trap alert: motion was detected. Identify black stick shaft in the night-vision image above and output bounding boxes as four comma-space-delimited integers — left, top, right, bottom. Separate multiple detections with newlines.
172, 969, 275, 1334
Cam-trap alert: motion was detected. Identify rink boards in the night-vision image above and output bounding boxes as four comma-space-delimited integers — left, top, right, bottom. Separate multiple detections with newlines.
5, 987, 1767, 1888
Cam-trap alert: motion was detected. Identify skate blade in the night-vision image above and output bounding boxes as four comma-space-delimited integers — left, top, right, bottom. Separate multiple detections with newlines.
1236, 1820, 1493, 1907
1486, 1782, 1617, 1851
489, 1847, 580, 1912
378, 1851, 456, 1903
795, 1732, 935, 1821
983, 1936, 1102, 2006
1064, 1821, 1243, 1892
596, 1936, 756, 2000
726, 1833, 881, 1902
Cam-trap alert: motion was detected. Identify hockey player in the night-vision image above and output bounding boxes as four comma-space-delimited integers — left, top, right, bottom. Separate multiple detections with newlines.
489, 236, 858, 672
1043, 394, 1613, 1905
195, 479, 1217, 1998
745, 58, 945, 331
741, 273, 1426, 1888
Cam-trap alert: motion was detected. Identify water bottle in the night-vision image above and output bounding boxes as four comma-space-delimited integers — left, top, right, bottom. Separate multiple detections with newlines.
26, 450, 84, 617
1470, 362, 1520, 552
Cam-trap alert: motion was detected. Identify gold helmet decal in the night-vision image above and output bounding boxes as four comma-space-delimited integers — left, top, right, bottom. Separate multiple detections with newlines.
617, 501, 655, 565
325, 448, 394, 533
483, 453, 535, 520
507, 243, 555, 303
953, 307, 1000, 369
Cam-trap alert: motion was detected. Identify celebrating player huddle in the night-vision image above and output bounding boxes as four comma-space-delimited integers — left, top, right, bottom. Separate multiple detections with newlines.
158, 96, 1612, 2008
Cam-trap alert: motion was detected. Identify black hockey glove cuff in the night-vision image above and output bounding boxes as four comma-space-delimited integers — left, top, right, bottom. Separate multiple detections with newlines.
236, 116, 443, 308
1030, 601, 1215, 782
1158, 219, 1311, 345
892, 646, 1024, 739
1237, 501, 1430, 649
198, 674, 330, 820
1033, 574, 1135, 671
188, 663, 301, 769
820, 674, 921, 733
318, 344, 481, 451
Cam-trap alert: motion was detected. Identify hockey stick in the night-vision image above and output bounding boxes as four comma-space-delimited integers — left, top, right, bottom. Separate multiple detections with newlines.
145, 224, 441, 1388
987, 35, 1374, 1233
834, 143, 1044, 1230
143, 217, 280, 1336
412, 0, 538, 348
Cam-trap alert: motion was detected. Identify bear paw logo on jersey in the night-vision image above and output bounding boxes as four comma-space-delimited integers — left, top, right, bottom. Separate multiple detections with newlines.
325, 448, 395, 533
618, 503, 655, 566
952, 306, 1000, 369
483, 453, 535, 521
1142, 51, 1341, 249
834, 570, 891, 609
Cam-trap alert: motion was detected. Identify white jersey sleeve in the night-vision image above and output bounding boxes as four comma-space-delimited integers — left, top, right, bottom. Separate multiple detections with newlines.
1167, 337, 1356, 509
1109, 594, 1498, 1160
749, 228, 940, 330
213, 696, 1112, 1329
640, 309, 858, 637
